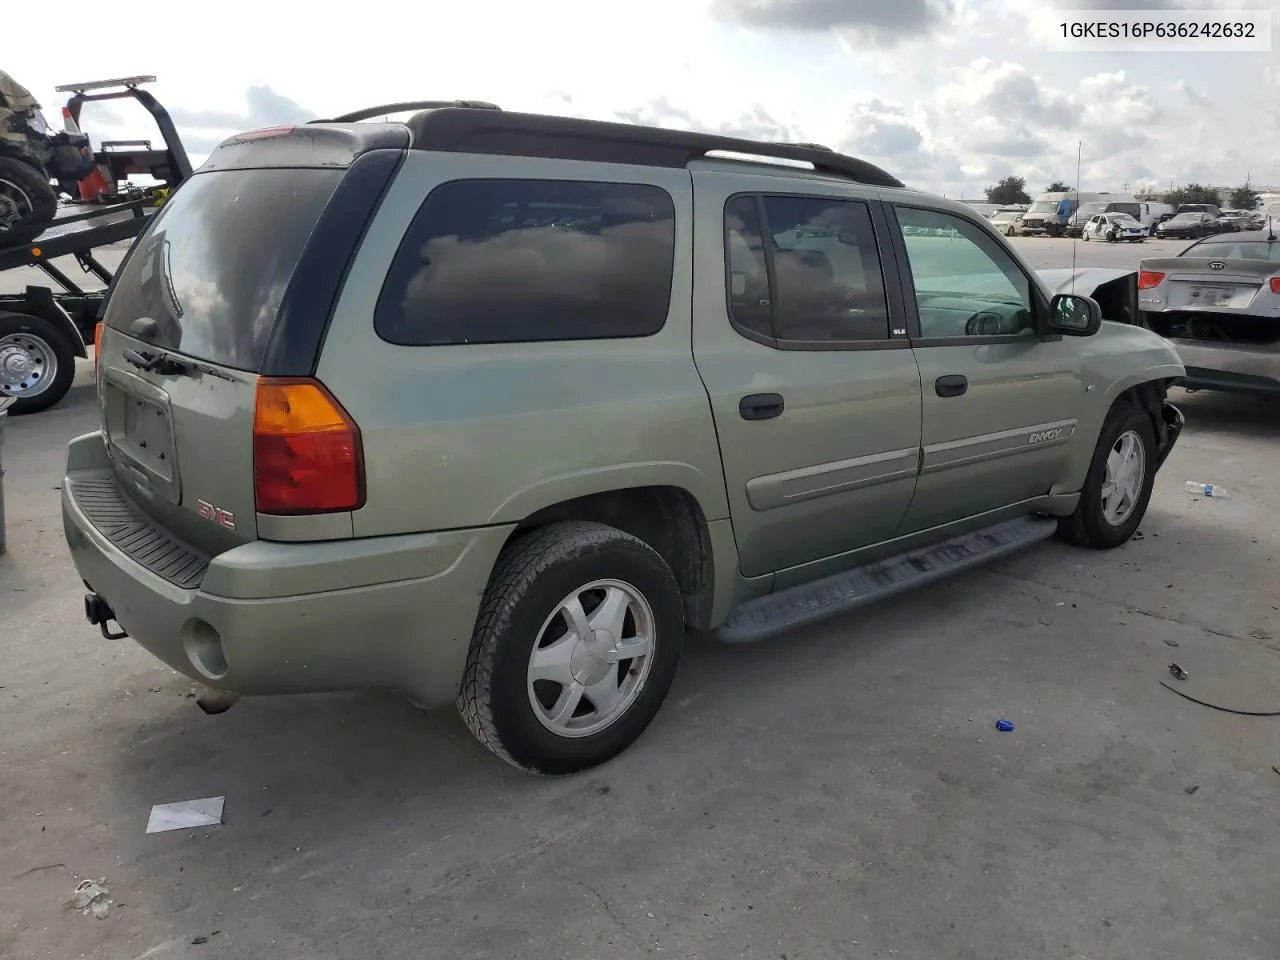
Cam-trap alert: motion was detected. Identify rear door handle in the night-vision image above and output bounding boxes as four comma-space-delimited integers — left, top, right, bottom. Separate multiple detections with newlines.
739, 393, 784, 421
935, 375, 968, 398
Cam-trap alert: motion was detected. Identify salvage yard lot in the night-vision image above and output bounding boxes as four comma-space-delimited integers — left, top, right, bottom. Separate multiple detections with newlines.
2, 238, 1278, 960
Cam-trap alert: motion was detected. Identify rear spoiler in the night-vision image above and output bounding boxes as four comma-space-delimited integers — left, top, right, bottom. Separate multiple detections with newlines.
200, 123, 411, 172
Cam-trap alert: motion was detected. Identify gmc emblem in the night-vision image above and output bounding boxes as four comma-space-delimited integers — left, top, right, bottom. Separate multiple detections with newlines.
196, 499, 236, 530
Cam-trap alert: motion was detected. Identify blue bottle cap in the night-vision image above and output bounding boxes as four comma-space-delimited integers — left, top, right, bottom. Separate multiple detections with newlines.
995, 719, 1015, 732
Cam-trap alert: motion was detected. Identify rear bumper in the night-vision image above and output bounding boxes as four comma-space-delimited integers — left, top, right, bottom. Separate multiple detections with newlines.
61, 431, 513, 708
1169, 340, 1280, 396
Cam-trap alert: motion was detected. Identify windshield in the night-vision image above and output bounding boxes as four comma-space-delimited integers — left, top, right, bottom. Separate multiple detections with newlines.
1109, 203, 1141, 218
1169, 214, 1201, 223
1026, 201, 1058, 216
1111, 214, 1139, 224
103, 168, 344, 370
1075, 203, 1106, 218
1182, 240, 1280, 262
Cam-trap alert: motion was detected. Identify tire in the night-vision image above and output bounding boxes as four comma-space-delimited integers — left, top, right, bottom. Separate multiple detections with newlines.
0, 156, 59, 240
1057, 402, 1158, 549
457, 521, 685, 774
0, 312, 78, 415
1082, 232, 1090, 241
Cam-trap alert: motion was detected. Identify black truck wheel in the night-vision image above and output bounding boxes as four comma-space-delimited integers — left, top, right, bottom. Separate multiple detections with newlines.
0, 312, 78, 415
0, 156, 58, 240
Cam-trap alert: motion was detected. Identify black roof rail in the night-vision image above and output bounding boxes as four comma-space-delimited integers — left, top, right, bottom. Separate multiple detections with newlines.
402, 108, 905, 188
319, 100, 502, 124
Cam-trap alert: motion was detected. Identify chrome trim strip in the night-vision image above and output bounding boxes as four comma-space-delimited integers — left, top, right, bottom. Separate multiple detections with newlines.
746, 447, 919, 511
922, 419, 1077, 474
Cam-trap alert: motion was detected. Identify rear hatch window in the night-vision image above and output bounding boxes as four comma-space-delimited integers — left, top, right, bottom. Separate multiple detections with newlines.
104, 168, 343, 369
97, 167, 346, 556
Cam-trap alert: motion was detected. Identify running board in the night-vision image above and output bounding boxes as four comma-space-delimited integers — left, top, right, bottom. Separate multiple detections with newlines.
716, 515, 1059, 644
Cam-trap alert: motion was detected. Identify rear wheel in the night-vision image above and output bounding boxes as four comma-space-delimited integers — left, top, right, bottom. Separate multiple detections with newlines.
457, 521, 685, 774
0, 312, 78, 415
0, 156, 58, 240
1057, 403, 1157, 549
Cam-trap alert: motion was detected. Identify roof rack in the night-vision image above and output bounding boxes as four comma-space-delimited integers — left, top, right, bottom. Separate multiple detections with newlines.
398, 108, 904, 188
319, 100, 502, 124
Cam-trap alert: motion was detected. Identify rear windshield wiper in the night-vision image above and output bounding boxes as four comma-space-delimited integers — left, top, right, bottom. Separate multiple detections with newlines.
121, 347, 235, 382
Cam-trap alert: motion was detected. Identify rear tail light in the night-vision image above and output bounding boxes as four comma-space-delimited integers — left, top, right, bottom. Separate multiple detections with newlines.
252, 378, 364, 514
1138, 271, 1165, 289
1270, 276, 1280, 294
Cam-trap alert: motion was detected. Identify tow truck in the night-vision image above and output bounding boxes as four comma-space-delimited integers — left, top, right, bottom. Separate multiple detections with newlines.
0, 76, 191, 415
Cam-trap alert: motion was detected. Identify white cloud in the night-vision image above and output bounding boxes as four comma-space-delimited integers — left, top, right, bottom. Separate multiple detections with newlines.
3, 0, 1275, 201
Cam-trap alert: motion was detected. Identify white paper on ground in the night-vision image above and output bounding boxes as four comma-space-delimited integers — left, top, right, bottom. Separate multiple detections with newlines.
146, 796, 225, 834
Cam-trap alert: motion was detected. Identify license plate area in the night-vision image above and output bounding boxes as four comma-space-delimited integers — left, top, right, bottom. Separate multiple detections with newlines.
103, 373, 181, 503
1189, 284, 1242, 307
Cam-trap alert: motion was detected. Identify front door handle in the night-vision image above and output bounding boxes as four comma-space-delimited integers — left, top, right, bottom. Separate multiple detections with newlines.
935, 375, 968, 398
739, 393, 785, 421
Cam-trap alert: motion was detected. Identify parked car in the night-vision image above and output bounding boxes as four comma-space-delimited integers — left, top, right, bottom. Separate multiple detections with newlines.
1155, 212, 1223, 240
1217, 211, 1251, 232
1138, 226, 1280, 396
62, 105, 1186, 774
989, 207, 1025, 235
1082, 213, 1147, 243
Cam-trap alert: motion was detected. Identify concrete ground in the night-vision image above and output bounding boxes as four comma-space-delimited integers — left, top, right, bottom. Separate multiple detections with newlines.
2, 238, 1278, 960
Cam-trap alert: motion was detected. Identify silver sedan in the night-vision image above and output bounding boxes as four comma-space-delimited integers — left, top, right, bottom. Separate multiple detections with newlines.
1137, 227, 1280, 396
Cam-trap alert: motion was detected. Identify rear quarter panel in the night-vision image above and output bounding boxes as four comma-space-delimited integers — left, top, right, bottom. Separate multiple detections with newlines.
315, 152, 729, 538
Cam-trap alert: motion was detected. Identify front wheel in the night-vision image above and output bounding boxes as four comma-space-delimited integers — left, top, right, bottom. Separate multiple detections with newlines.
1057, 403, 1157, 549
457, 521, 685, 774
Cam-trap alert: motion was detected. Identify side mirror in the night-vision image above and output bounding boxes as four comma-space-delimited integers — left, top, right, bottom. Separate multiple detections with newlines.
1047, 293, 1103, 337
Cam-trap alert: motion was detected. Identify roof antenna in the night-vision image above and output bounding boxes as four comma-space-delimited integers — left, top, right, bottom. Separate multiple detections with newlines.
1070, 140, 1082, 294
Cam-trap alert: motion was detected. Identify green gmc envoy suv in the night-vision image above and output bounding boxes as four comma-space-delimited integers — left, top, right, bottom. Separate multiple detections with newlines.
62, 102, 1185, 774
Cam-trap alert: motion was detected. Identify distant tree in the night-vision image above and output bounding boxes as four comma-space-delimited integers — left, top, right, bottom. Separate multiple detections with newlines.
985, 176, 1031, 205
1164, 183, 1223, 208
1045, 181, 1073, 193
1228, 184, 1260, 209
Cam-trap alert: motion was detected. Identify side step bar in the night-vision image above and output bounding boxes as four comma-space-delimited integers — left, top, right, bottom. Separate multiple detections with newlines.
716, 514, 1059, 644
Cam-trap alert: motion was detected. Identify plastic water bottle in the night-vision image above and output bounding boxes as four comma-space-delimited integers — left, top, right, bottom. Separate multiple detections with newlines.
1185, 481, 1227, 498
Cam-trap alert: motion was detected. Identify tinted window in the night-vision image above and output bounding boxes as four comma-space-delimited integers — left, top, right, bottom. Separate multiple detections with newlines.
723, 195, 891, 344
894, 206, 1034, 340
763, 196, 890, 342
103, 169, 342, 370
724, 195, 773, 338
375, 179, 675, 346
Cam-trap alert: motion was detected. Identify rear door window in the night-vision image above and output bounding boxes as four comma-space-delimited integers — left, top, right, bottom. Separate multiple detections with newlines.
374, 179, 677, 345
722, 194, 892, 345
103, 168, 344, 371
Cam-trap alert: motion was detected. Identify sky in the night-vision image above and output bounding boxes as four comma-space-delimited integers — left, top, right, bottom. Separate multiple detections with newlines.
6, 0, 1278, 200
